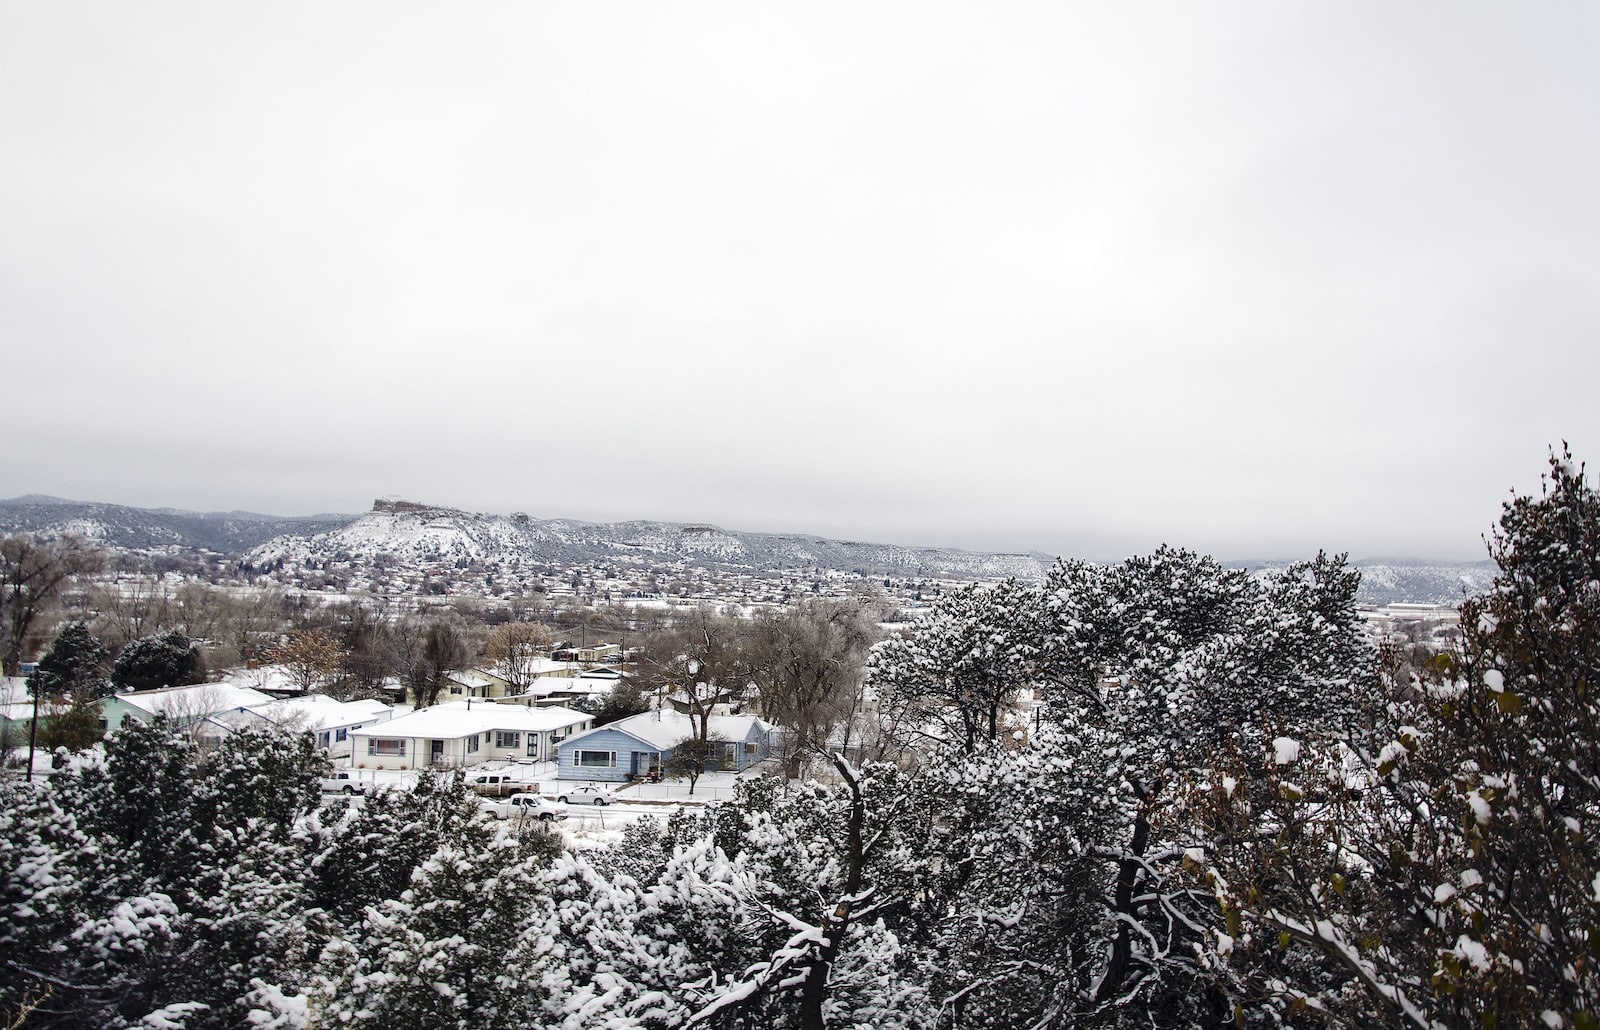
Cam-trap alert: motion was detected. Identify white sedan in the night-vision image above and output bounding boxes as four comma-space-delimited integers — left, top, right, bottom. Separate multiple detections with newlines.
555, 784, 615, 806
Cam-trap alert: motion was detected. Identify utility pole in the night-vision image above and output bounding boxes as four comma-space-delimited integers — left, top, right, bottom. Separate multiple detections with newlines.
25, 678, 39, 783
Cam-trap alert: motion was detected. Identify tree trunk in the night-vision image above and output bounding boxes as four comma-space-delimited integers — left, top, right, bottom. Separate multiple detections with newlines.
1097, 808, 1151, 1003
800, 756, 866, 1029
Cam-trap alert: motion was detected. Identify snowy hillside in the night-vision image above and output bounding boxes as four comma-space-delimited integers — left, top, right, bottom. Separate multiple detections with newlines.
0, 495, 355, 551
0, 495, 1491, 603
245, 500, 1053, 580
1237, 557, 1498, 607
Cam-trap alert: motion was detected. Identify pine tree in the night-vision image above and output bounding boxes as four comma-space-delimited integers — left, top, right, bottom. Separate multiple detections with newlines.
112, 631, 206, 693
28, 622, 110, 700
1191, 448, 1600, 1028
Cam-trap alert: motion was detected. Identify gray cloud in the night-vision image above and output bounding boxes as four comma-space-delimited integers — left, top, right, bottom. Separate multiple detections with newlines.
4, 2, 1596, 562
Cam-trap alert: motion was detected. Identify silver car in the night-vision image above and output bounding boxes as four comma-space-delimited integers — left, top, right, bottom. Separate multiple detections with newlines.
555, 784, 614, 806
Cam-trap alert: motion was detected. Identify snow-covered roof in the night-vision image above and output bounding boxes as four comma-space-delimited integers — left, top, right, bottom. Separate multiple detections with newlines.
113, 682, 276, 718
524, 658, 577, 676
499, 675, 618, 702
563, 709, 771, 751
213, 694, 393, 732
212, 665, 303, 694
1, 677, 28, 720
349, 700, 590, 740
0, 676, 69, 722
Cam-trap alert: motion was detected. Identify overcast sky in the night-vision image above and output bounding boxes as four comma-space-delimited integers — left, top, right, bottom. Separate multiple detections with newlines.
4, 3, 1597, 562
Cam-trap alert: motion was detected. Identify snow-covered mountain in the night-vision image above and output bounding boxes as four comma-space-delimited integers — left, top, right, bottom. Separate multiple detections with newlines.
0, 495, 354, 552
0, 495, 1495, 603
246, 499, 1054, 580
1235, 557, 1497, 607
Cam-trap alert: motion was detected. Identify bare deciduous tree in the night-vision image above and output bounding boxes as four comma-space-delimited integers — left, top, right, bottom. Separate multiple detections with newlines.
398, 613, 472, 708
484, 621, 552, 694
748, 596, 883, 778
90, 577, 171, 652
1, 534, 103, 676
218, 587, 289, 664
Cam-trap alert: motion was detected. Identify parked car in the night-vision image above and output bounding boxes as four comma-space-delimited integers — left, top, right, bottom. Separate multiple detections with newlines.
469, 773, 530, 798
320, 771, 369, 795
482, 792, 567, 822
555, 784, 614, 806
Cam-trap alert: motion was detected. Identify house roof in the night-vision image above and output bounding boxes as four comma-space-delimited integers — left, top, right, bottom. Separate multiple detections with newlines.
524, 657, 576, 676
112, 682, 276, 718
215, 694, 392, 732
212, 665, 303, 694
1, 677, 28, 720
0, 676, 70, 721
349, 700, 590, 740
562, 709, 771, 752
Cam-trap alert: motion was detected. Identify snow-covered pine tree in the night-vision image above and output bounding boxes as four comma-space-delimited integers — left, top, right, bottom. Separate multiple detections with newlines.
1191, 448, 1600, 1029
896, 547, 1369, 1026
681, 763, 935, 1030
309, 821, 561, 1029
28, 622, 110, 700
868, 578, 1044, 757
0, 777, 147, 1027
1424, 447, 1600, 1026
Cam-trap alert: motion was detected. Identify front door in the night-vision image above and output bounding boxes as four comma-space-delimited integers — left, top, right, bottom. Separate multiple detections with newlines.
430, 739, 444, 764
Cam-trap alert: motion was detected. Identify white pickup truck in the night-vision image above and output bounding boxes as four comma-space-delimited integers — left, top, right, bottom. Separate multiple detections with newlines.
319, 771, 369, 795
481, 792, 567, 823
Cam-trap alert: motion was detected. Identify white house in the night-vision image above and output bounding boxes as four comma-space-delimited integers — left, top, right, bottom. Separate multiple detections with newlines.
101, 682, 276, 734
438, 661, 578, 702
499, 669, 622, 708
348, 701, 593, 770
206, 695, 397, 759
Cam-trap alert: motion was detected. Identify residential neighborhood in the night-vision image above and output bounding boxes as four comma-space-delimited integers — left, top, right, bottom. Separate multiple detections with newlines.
4, 625, 795, 793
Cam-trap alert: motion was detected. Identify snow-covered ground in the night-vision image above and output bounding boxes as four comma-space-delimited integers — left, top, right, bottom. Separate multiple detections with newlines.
611, 766, 771, 803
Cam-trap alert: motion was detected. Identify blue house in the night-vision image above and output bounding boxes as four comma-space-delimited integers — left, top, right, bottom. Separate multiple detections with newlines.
555, 709, 775, 783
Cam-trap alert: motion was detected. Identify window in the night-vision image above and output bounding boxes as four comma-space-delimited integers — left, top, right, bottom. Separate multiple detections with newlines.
449, 686, 463, 695
466, 734, 479, 753
744, 742, 759, 755
368, 738, 406, 756
319, 732, 330, 747
576, 750, 616, 769
336, 728, 348, 742
495, 731, 521, 748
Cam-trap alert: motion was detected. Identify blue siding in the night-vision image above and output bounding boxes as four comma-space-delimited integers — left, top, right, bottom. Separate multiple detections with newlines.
556, 727, 660, 783
556, 720, 777, 781
734, 722, 775, 771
